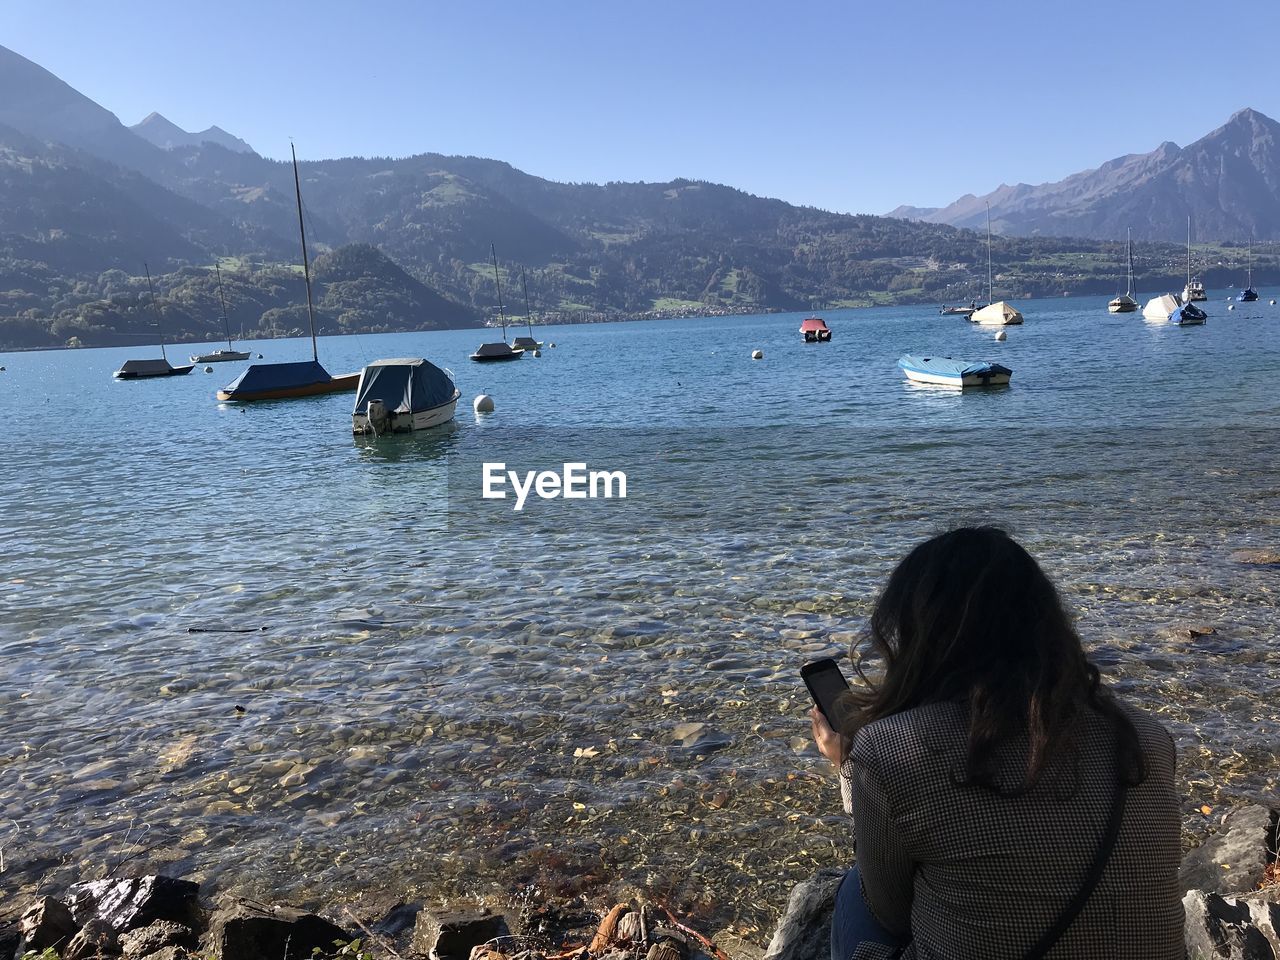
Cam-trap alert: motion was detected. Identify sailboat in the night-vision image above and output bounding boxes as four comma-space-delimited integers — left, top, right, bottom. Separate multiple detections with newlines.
114, 263, 195, 379
969, 203, 1024, 325
470, 245, 523, 363
1108, 228, 1139, 313
191, 262, 251, 363
511, 267, 543, 353
1182, 216, 1207, 302
1239, 246, 1259, 302
217, 145, 359, 401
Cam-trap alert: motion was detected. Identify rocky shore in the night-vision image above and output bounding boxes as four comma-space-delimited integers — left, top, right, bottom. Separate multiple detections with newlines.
3, 805, 1276, 960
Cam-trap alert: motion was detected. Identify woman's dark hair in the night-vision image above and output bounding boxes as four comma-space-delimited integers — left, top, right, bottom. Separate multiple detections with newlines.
845, 526, 1144, 794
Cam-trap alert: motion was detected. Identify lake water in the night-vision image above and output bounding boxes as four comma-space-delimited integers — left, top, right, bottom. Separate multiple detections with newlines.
2, 295, 1278, 941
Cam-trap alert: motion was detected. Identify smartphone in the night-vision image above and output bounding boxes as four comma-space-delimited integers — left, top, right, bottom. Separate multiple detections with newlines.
802, 657, 853, 730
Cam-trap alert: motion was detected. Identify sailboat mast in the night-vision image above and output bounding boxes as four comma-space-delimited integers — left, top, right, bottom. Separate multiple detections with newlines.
521, 266, 534, 337
490, 244, 507, 341
144, 261, 167, 362
292, 143, 319, 363
1186, 215, 1191, 289
1126, 227, 1134, 297
215, 262, 233, 350
985, 202, 993, 303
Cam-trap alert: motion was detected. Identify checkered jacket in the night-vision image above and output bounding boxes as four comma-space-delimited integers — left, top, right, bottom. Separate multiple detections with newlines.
837, 699, 1183, 960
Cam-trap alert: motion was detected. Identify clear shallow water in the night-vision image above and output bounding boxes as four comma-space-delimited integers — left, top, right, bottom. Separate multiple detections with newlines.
1, 296, 1278, 939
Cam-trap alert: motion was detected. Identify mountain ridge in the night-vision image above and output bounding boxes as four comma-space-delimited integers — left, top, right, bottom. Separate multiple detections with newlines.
131, 111, 255, 154
889, 109, 1280, 241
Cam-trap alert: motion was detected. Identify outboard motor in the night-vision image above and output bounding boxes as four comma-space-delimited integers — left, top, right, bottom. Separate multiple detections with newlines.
366, 398, 390, 435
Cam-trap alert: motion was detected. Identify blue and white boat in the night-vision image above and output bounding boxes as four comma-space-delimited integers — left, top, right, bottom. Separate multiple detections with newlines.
898, 354, 1012, 388
1141, 294, 1207, 325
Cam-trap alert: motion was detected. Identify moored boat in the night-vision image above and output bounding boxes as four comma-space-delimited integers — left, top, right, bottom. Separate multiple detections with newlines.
115, 358, 195, 379
352, 358, 460, 435
799, 317, 832, 342
1108, 228, 1139, 313
471, 245, 524, 363
1142, 294, 1207, 325
968, 203, 1023, 325
469, 342, 523, 363
970, 301, 1023, 325
1240, 249, 1259, 302
217, 361, 358, 401
114, 263, 195, 379
217, 144, 354, 402
192, 263, 252, 362
941, 304, 978, 317
898, 354, 1012, 388
1182, 216, 1208, 302
511, 267, 543, 352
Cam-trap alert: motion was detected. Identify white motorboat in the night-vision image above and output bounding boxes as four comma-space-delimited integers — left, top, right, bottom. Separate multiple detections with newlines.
1142, 293, 1207, 325
352, 358, 460, 435
898, 354, 1012, 387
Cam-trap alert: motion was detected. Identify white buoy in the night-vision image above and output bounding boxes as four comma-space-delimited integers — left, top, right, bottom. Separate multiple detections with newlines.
1228, 303, 1235, 311
995, 329, 1007, 342
532, 349, 541, 357
257, 353, 264, 359
205, 365, 214, 373
752, 349, 764, 360
1271, 299, 1277, 306
473, 394, 495, 413
549, 342, 557, 348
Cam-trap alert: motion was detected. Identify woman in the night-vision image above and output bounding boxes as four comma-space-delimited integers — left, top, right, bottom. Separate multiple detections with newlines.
810, 527, 1183, 960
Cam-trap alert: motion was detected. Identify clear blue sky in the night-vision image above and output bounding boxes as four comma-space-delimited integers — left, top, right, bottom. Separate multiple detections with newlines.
5, 0, 1277, 214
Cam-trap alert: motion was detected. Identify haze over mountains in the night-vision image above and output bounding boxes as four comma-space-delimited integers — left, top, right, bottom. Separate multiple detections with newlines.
0, 41, 1277, 349
889, 108, 1280, 242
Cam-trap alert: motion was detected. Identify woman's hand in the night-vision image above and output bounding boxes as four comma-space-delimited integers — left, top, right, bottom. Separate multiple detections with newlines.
810, 706, 850, 769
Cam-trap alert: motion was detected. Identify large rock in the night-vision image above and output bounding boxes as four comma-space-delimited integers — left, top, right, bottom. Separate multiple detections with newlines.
18, 896, 78, 952
410, 907, 510, 960
207, 899, 352, 960
66, 876, 200, 932
763, 867, 845, 960
1181, 806, 1277, 895
1184, 891, 1280, 959
1, 918, 23, 960
63, 917, 120, 960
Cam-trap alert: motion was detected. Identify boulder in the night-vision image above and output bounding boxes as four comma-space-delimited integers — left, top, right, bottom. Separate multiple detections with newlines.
411, 907, 510, 960
1, 918, 22, 960
1184, 890, 1280, 959
66, 876, 200, 932
207, 899, 352, 960
18, 896, 78, 952
763, 868, 846, 960
62, 917, 120, 960
1180, 806, 1277, 895
118, 920, 196, 957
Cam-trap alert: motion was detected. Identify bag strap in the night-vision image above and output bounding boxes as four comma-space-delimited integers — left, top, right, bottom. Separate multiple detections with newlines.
1018, 756, 1127, 960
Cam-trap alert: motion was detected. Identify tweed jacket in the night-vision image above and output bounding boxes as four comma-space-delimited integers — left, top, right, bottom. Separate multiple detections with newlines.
837, 699, 1183, 960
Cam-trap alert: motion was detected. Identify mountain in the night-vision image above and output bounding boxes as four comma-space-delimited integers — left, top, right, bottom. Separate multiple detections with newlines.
891, 109, 1280, 242
0, 44, 171, 178
131, 112, 255, 154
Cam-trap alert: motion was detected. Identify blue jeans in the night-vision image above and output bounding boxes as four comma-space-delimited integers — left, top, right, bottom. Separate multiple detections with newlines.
830, 866, 910, 960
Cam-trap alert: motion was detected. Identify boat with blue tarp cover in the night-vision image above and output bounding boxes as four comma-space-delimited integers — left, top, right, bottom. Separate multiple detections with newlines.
352, 358, 460, 435
217, 361, 358, 402
898, 354, 1012, 388
216, 144, 357, 402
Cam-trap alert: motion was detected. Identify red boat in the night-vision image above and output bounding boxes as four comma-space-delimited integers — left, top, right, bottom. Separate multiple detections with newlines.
800, 317, 832, 342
